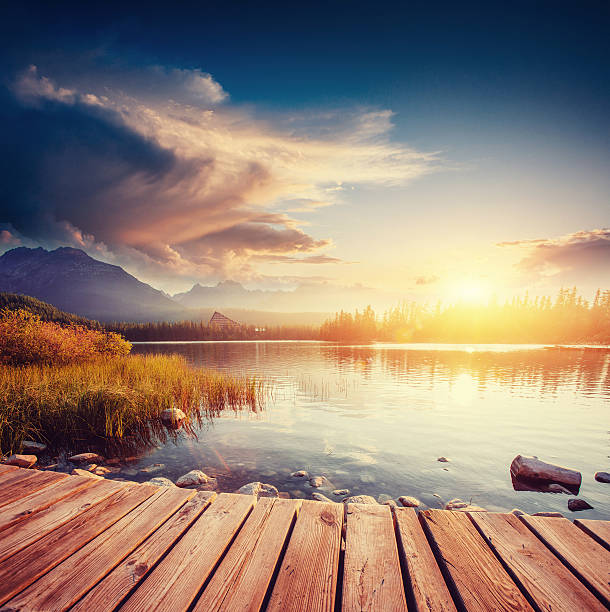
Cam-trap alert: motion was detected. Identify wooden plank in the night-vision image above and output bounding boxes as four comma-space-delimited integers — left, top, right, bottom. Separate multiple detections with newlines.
6, 487, 196, 611
0, 478, 125, 563
341, 503, 407, 612
194, 497, 301, 612
471, 512, 605, 612
0, 469, 68, 508
120, 492, 255, 612
0, 482, 157, 605
420, 510, 534, 612
71, 491, 216, 612
267, 500, 343, 612
394, 507, 456, 612
0, 473, 96, 532
0, 464, 19, 476
521, 514, 610, 605
0, 469, 42, 498
575, 518, 610, 551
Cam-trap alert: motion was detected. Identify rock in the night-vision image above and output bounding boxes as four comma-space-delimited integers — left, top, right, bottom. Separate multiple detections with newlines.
437, 457, 450, 463
22, 440, 47, 453
92, 466, 112, 476
510, 455, 581, 488
432, 493, 441, 498
308, 476, 331, 488
333, 489, 350, 496
236, 482, 279, 498
568, 498, 593, 512
291, 470, 309, 478
139, 463, 165, 475
510, 508, 527, 516
160, 408, 187, 428
175, 470, 210, 488
71, 468, 103, 479
145, 477, 176, 487
343, 495, 378, 505
311, 492, 334, 502
3, 454, 37, 468
359, 474, 375, 483
533, 511, 563, 517
69, 452, 103, 464
595, 471, 610, 483
121, 468, 139, 477
398, 496, 421, 508
445, 498, 487, 512
383, 500, 398, 507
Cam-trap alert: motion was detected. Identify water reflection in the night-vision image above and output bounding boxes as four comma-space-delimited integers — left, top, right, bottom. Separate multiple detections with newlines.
131, 342, 610, 519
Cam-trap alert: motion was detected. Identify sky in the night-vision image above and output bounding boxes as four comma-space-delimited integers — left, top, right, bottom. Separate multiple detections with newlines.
1, 0, 608, 305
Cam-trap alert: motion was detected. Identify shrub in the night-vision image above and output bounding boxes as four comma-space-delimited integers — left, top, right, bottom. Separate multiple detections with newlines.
0, 308, 131, 365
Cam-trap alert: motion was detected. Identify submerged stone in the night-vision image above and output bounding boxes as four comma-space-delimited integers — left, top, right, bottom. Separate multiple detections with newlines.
308, 475, 331, 488
445, 498, 486, 512
139, 463, 165, 475
237, 482, 279, 498
290, 470, 309, 478
568, 498, 593, 512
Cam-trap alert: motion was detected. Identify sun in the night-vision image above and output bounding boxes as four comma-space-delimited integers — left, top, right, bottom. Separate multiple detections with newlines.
449, 279, 491, 304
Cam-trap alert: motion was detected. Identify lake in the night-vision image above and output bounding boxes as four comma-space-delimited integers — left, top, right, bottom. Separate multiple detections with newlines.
131, 341, 610, 519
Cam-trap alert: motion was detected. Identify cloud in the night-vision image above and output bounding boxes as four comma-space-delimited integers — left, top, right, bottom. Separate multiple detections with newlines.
500, 229, 610, 283
252, 253, 345, 264
1, 64, 437, 289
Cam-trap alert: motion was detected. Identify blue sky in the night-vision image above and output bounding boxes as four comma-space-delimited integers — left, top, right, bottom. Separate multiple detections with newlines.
1, 0, 608, 301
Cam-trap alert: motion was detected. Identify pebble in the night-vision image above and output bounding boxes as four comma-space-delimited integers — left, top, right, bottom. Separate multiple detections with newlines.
311, 492, 334, 503
145, 477, 176, 487
3, 454, 37, 468
343, 495, 378, 505
398, 496, 421, 508
291, 470, 308, 478
568, 498, 593, 512
175, 470, 210, 487
69, 452, 104, 463
437, 457, 450, 463
308, 476, 330, 488
594, 471, 610, 483
21, 441, 47, 453
139, 463, 165, 475
237, 482, 279, 498
333, 489, 350, 496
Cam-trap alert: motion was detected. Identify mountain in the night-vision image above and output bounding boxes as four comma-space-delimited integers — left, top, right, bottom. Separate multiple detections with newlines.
0, 247, 186, 322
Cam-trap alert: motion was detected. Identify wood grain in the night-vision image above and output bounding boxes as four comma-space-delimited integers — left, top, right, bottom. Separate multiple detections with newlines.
0, 473, 95, 532
194, 497, 300, 611
71, 491, 216, 612
0, 482, 157, 605
120, 492, 255, 612
394, 507, 456, 612
0, 469, 64, 507
0, 464, 19, 476
521, 514, 610, 605
472, 512, 605, 611
6, 487, 195, 611
575, 518, 610, 551
420, 509, 534, 612
341, 503, 407, 611
267, 500, 343, 612
0, 478, 124, 563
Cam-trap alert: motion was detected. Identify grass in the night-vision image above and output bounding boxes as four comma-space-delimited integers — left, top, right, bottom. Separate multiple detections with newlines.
0, 354, 267, 457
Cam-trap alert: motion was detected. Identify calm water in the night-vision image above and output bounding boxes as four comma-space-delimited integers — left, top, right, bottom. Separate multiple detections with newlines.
130, 341, 610, 519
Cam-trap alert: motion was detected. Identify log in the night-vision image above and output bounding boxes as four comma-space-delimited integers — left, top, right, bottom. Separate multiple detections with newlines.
510, 455, 581, 488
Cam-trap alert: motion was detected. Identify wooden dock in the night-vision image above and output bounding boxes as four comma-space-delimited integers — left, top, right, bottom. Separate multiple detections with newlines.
0, 464, 608, 611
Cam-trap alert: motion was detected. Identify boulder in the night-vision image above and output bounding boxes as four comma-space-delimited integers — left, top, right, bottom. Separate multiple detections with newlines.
71, 468, 103, 479
160, 408, 187, 428
3, 454, 37, 468
594, 471, 610, 483
69, 452, 103, 464
291, 470, 308, 478
343, 495, 378, 505
311, 492, 334, 503
175, 470, 210, 488
22, 440, 47, 453
398, 496, 421, 508
510, 455, 581, 488
568, 498, 593, 512
145, 477, 176, 487
237, 482, 279, 498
